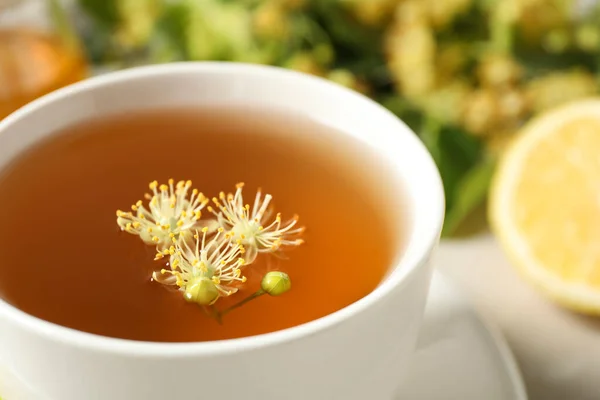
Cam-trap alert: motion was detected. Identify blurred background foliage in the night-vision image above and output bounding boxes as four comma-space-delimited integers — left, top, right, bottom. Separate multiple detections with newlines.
72, 0, 600, 236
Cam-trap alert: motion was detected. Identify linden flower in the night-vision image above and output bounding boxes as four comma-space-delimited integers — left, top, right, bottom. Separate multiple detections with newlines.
208, 183, 304, 263
154, 228, 247, 305
116, 179, 208, 250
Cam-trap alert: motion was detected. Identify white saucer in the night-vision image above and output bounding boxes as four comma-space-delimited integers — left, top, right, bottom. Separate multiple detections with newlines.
1, 271, 527, 400
398, 271, 528, 400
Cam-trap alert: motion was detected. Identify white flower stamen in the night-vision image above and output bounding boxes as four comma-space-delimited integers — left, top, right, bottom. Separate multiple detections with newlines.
153, 228, 247, 304
116, 179, 208, 250
207, 182, 304, 262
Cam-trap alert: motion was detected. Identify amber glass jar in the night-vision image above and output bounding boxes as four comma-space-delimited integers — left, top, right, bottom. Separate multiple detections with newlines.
0, 0, 88, 119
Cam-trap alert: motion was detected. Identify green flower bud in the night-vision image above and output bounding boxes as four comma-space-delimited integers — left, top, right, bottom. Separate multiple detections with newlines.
184, 277, 219, 305
261, 271, 291, 296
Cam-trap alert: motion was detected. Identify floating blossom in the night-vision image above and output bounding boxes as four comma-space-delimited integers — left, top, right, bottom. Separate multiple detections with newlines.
116, 179, 208, 250
207, 183, 304, 263
117, 179, 304, 312
154, 228, 247, 305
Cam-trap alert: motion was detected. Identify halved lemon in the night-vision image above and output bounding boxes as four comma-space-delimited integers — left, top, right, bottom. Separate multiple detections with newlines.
490, 99, 600, 314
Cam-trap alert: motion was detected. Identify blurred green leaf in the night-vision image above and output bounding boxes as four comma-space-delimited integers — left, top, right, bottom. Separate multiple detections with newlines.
309, 0, 384, 56
77, 0, 119, 28
379, 95, 422, 129
516, 48, 597, 78
421, 118, 483, 205
76, 0, 121, 64
443, 158, 495, 236
150, 2, 191, 62
430, 123, 488, 234
382, 98, 490, 234
49, 0, 81, 52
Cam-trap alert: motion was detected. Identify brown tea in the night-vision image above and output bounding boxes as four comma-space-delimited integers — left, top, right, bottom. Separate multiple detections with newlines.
0, 107, 404, 342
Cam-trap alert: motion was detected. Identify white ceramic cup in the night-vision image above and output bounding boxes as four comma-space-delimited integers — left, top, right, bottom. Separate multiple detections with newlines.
0, 63, 444, 400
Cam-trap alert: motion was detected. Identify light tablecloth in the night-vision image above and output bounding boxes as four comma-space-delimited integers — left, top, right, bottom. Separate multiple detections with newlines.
438, 234, 600, 400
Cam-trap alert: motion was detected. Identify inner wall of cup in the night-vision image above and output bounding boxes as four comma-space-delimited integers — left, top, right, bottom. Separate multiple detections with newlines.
0, 64, 442, 291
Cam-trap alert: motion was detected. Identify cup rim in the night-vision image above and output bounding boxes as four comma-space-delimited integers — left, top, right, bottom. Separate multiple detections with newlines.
0, 62, 444, 357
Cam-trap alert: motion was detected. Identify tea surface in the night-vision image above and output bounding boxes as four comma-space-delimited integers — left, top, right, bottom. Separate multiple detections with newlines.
0, 107, 403, 342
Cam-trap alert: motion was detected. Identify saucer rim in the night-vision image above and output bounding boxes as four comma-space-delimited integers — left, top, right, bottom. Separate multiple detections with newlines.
421, 271, 528, 400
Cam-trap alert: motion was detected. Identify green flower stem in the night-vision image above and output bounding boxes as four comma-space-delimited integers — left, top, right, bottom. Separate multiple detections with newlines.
219, 290, 266, 319
421, 116, 442, 164
201, 304, 220, 319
